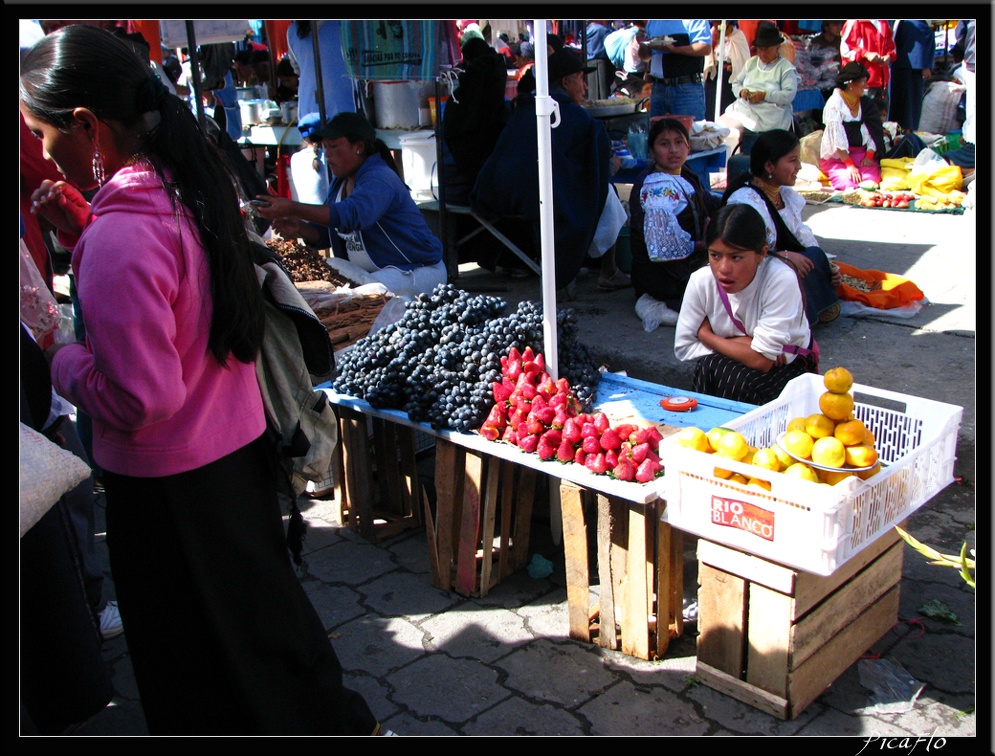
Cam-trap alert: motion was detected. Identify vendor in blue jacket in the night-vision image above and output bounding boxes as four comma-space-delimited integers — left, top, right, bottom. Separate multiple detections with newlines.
256, 112, 447, 299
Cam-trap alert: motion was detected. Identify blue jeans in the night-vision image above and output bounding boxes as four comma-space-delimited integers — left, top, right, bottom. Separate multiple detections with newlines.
797, 246, 838, 325
649, 81, 706, 121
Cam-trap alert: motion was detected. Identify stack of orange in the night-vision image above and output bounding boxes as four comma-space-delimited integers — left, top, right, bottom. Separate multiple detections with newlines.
674, 366, 883, 488
777, 367, 882, 484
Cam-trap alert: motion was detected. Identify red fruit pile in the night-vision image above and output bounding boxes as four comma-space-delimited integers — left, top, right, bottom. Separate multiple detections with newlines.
478, 347, 664, 483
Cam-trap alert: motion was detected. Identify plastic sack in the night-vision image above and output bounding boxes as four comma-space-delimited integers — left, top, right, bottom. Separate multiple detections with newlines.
907, 164, 963, 197
879, 157, 914, 191
834, 261, 925, 310
20, 423, 93, 538
918, 81, 965, 135
840, 299, 925, 319
634, 293, 679, 332
19, 238, 60, 348
858, 658, 925, 714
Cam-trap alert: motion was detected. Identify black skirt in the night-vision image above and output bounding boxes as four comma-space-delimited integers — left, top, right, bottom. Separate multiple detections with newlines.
104, 434, 378, 736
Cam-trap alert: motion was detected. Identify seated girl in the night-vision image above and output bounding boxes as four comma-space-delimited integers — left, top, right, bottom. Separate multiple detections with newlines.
628, 117, 719, 329
722, 128, 842, 324
256, 112, 447, 299
675, 204, 817, 405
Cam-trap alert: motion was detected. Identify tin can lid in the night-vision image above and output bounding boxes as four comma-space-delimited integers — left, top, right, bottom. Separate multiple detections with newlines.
660, 396, 698, 412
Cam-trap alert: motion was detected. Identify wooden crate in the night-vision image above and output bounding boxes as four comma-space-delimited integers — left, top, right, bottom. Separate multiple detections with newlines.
695, 528, 904, 719
332, 406, 425, 541
427, 439, 538, 597
560, 482, 683, 660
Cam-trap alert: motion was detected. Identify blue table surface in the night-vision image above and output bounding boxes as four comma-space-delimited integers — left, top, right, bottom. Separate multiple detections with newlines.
319, 372, 756, 503
319, 372, 754, 437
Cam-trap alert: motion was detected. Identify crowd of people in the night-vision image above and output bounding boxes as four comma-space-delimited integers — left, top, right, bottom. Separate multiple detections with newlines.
19, 17, 977, 736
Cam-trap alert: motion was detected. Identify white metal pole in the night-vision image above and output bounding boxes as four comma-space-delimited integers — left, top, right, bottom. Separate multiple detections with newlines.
534, 20, 563, 546
714, 21, 727, 124
534, 20, 559, 382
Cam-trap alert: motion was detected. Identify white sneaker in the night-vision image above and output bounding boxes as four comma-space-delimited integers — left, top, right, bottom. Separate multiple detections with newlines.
99, 600, 124, 640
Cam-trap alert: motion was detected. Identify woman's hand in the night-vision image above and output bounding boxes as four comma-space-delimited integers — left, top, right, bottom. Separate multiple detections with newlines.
861, 155, 877, 167
270, 216, 306, 239
252, 195, 297, 220
831, 265, 842, 288
748, 90, 766, 104
782, 250, 814, 277
30, 180, 90, 238
847, 163, 862, 184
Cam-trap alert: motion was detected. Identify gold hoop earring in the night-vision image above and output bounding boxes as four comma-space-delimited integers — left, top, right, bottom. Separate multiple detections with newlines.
92, 149, 106, 186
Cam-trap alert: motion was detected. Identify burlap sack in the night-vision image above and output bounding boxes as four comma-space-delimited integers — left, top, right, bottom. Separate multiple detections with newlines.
19, 423, 92, 538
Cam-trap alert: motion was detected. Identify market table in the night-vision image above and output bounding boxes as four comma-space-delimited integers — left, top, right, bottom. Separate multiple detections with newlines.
321, 372, 753, 657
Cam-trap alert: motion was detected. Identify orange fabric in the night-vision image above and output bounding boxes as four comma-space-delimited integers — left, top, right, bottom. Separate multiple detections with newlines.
834, 261, 925, 309
265, 20, 292, 64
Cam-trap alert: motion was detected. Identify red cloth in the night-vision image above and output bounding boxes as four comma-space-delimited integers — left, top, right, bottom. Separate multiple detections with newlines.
841, 20, 896, 90
20, 112, 65, 291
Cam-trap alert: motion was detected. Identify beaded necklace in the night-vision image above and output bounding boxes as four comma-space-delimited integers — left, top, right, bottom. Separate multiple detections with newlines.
751, 177, 784, 209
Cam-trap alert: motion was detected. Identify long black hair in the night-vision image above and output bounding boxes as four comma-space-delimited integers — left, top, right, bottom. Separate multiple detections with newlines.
721, 128, 800, 202
19, 24, 264, 365
705, 204, 768, 254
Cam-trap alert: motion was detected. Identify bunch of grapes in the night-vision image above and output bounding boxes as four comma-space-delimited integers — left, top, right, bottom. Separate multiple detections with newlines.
333, 284, 601, 433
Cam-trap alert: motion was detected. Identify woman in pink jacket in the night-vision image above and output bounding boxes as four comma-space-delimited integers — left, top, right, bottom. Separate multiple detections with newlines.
22, 25, 382, 736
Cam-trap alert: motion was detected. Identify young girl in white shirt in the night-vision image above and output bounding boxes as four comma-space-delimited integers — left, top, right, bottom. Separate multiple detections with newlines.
675, 203, 817, 404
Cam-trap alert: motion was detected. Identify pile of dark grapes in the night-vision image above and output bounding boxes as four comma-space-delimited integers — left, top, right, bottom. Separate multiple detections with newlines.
333, 284, 602, 433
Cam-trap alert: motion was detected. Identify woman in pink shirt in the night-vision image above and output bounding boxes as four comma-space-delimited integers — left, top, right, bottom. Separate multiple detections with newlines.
22, 25, 382, 736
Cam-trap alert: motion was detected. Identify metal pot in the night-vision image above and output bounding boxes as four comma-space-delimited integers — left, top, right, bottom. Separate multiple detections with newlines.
280, 101, 298, 126
239, 99, 266, 125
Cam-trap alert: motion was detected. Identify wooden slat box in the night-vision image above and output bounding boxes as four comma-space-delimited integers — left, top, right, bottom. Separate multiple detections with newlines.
333, 405, 425, 542
560, 482, 683, 660
427, 438, 538, 597
695, 528, 903, 719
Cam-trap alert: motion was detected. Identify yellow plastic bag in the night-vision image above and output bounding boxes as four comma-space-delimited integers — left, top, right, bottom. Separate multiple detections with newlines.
908, 164, 963, 196
879, 157, 914, 191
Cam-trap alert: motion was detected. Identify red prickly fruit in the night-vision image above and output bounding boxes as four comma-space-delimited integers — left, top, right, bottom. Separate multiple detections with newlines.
518, 433, 539, 454
582, 435, 602, 454
630, 442, 651, 463
585, 452, 608, 475
536, 436, 556, 460
613, 456, 636, 481
635, 459, 658, 483
593, 412, 611, 434
599, 428, 622, 451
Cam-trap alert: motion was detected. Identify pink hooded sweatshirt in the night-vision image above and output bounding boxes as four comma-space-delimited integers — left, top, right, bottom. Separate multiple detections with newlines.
51, 164, 266, 477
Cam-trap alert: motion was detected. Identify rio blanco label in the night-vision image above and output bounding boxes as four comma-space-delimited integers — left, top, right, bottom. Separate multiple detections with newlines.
710, 496, 775, 541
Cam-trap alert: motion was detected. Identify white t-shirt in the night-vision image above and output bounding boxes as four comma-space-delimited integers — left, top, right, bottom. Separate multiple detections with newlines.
675, 255, 810, 363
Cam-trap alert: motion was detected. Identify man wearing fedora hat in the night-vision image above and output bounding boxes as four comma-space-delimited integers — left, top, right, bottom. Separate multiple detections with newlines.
724, 23, 798, 135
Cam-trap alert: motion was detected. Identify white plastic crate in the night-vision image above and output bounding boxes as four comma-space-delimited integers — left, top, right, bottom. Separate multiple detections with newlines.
662, 374, 963, 576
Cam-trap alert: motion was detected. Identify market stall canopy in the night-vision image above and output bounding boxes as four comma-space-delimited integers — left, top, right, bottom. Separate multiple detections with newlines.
158, 19, 250, 48
340, 20, 459, 81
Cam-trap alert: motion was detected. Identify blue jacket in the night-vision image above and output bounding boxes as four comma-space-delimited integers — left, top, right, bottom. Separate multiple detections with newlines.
893, 20, 935, 71
323, 153, 443, 270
